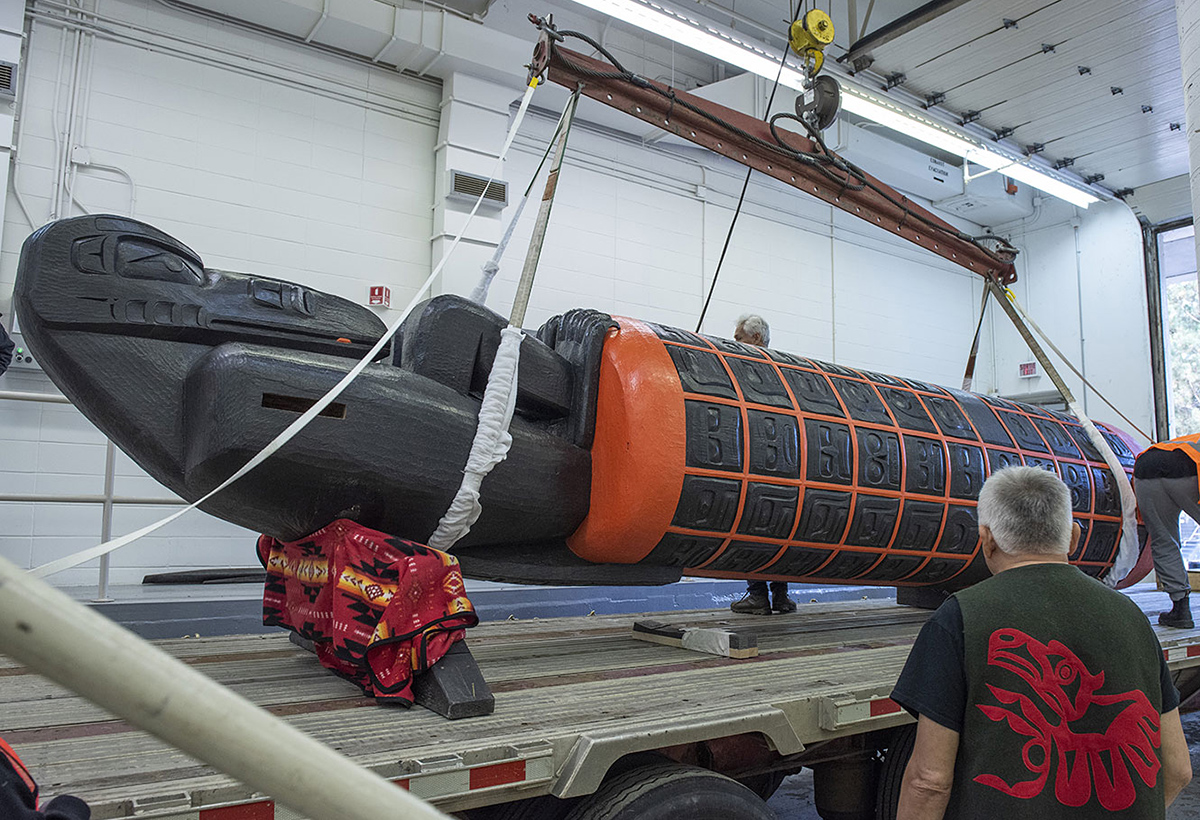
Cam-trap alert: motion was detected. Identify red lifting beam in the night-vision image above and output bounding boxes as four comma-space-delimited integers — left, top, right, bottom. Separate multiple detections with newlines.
539, 44, 1018, 284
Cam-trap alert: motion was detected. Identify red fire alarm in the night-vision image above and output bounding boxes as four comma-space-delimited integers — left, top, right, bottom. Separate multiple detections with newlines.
368, 285, 391, 308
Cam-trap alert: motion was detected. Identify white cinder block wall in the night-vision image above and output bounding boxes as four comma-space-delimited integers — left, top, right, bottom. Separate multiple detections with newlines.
1, 0, 441, 586
486, 108, 988, 371
0, 0, 1155, 588
979, 198, 1155, 442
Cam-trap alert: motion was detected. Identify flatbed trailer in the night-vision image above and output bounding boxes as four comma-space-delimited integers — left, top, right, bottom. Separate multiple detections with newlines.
6, 589, 1200, 820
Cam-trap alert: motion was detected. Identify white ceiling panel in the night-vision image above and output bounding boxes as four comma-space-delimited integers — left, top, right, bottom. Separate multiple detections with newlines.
846, 0, 1188, 193
1124, 174, 1192, 223
847, 0, 1052, 57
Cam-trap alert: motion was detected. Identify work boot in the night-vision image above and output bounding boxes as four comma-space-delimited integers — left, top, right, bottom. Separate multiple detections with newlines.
770, 583, 797, 614
730, 592, 772, 615
1159, 594, 1195, 629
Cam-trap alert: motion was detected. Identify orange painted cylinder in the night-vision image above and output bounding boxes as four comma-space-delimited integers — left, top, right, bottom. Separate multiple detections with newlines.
567, 319, 1144, 590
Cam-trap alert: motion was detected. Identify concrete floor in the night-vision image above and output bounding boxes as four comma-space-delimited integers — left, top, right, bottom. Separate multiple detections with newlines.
767, 709, 1200, 818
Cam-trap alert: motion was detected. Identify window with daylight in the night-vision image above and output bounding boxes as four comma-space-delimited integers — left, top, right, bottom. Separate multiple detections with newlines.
1159, 223, 1200, 566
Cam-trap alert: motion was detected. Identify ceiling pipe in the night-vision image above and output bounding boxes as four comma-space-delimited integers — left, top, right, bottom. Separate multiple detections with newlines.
373, 3, 400, 61
304, 0, 330, 42
689, 0, 789, 46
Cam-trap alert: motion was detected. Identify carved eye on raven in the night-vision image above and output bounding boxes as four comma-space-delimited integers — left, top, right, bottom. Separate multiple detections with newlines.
72, 234, 204, 286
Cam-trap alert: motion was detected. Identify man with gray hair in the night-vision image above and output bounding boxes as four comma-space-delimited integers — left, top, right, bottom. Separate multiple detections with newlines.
734, 314, 770, 347
0, 314, 13, 377
891, 466, 1190, 819
729, 313, 796, 615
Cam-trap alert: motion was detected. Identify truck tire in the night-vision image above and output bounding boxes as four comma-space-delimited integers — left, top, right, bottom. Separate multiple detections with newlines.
563, 761, 775, 820
481, 794, 577, 820
875, 723, 917, 820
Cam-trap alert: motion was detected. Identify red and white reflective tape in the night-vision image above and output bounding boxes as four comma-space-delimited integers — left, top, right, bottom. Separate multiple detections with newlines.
168, 804, 275, 820
399, 757, 547, 801
185, 755, 554, 820
1163, 644, 1200, 664
819, 694, 905, 731
870, 697, 903, 718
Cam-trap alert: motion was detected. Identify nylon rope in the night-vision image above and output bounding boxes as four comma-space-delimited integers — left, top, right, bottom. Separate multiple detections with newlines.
31, 78, 544, 579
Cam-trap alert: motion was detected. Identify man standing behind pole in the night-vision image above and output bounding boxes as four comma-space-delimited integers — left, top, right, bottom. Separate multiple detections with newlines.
728, 314, 796, 616
0, 314, 14, 377
1134, 434, 1200, 628
892, 466, 1190, 819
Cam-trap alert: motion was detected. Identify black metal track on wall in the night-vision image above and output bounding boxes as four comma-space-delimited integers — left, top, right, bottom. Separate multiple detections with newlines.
1143, 216, 1193, 442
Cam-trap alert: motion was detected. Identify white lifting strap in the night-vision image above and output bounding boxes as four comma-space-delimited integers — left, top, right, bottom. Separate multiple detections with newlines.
471, 92, 577, 307
427, 325, 522, 549
1069, 402, 1140, 584
470, 197, 529, 306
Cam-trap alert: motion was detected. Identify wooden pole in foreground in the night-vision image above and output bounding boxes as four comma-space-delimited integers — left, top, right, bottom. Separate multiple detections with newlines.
0, 555, 449, 820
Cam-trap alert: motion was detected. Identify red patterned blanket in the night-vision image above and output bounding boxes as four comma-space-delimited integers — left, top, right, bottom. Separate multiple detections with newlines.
257, 519, 478, 704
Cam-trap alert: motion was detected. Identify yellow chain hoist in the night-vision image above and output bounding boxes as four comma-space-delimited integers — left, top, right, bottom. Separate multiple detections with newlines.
789, 8, 835, 76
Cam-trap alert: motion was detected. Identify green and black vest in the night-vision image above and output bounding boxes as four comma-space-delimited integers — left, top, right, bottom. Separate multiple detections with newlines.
949, 562, 1166, 819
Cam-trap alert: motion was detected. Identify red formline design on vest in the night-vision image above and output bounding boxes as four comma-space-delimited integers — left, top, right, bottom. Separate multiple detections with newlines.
975, 627, 1161, 811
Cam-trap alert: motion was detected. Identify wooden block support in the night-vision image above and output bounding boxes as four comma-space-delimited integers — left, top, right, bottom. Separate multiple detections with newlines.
412, 641, 495, 719
632, 620, 758, 659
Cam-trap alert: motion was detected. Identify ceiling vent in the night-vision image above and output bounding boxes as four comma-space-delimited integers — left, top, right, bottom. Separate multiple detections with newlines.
447, 170, 507, 209
0, 61, 17, 102
380, 0, 497, 19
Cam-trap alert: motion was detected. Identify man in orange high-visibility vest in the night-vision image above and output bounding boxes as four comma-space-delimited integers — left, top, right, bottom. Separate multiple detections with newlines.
1133, 433, 1200, 628
2, 736, 90, 819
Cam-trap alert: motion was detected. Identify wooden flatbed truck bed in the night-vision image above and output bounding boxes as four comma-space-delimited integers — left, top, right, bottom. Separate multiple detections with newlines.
5, 590, 1200, 820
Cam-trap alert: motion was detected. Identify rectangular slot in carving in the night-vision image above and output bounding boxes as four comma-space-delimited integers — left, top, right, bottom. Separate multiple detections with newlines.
262, 393, 347, 419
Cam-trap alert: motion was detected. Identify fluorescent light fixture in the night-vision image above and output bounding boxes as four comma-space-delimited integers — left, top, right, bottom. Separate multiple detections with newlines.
993, 163, 1099, 209
562, 0, 1102, 208
840, 88, 1100, 208
568, 0, 807, 88
838, 89, 977, 158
